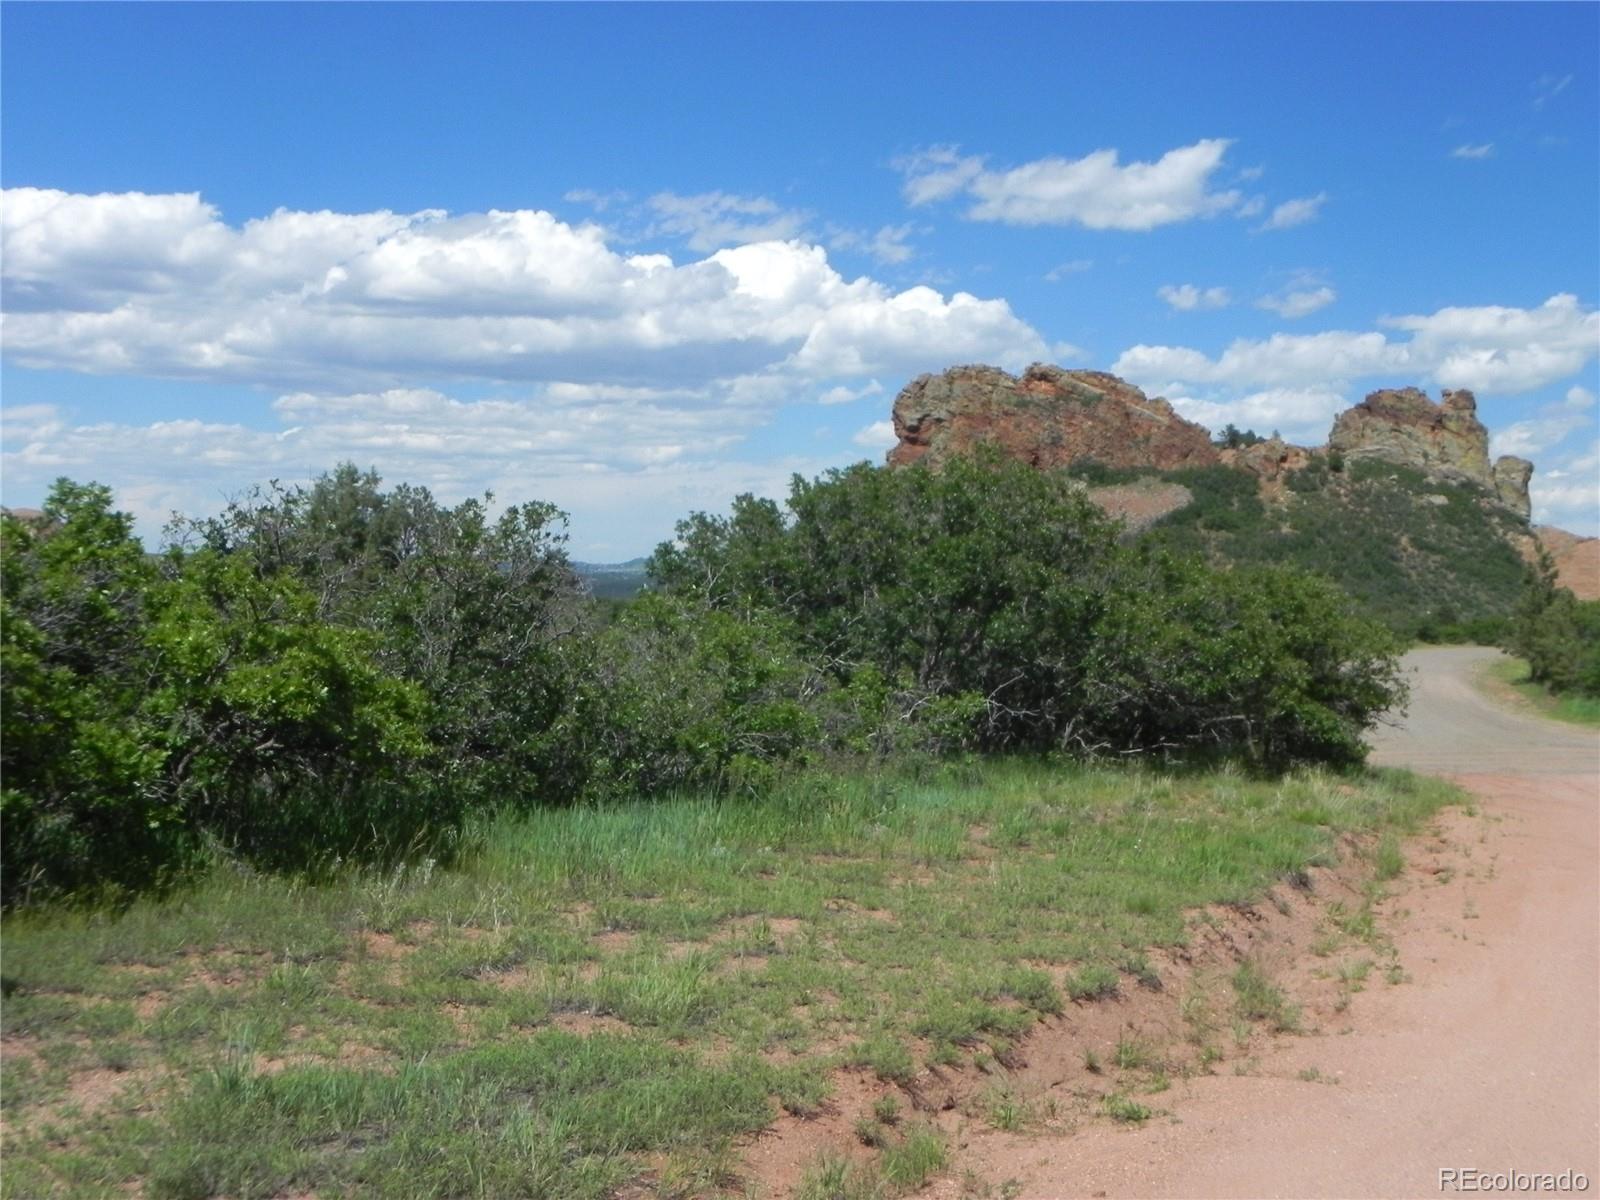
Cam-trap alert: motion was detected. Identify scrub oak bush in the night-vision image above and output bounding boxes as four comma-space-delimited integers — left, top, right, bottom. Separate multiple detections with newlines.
3, 457, 1409, 901
649, 454, 1405, 765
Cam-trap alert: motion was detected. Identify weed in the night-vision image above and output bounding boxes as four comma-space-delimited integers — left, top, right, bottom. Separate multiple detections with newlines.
1180, 989, 1216, 1045
1373, 835, 1405, 882
872, 1094, 901, 1125
855, 1116, 888, 1148
1119, 952, 1163, 991
797, 1153, 875, 1200
1329, 900, 1377, 942
1335, 958, 1373, 992
1113, 1036, 1151, 1071
849, 1033, 916, 1085
1103, 1094, 1152, 1124
880, 1125, 947, 1191
1232, 960, 1301, 1032
981, 1082, 1035, 1132
996, 967, 1062, 1016
1081, 1046, 1102, 1075
1064, 964, 1119, 1002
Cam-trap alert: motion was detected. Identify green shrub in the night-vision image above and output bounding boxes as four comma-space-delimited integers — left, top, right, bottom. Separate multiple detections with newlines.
650, 455, 1404, 764
1, 483, 432, 902
1510, 551, 1600, 698
566, 592, 822, 798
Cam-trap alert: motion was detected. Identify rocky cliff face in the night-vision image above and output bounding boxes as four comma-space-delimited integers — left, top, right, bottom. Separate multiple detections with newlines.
887, 363, 1219, 473
885, 368, 1537, 523
1492, 456, 1534, 520
1328, 387, 1531, 517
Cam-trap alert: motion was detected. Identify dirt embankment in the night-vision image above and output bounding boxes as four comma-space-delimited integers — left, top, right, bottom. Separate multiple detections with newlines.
743, 648, 1598, 1199
948, 648, 1599, 1198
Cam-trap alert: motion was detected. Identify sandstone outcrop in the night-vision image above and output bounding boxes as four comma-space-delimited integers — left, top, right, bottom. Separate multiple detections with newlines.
1492, 456, 1534, 520
1220, 437, 1312, 484
886, 363, 1219, 473
885, 368, 1537, 524
1328, 387, 1531, 517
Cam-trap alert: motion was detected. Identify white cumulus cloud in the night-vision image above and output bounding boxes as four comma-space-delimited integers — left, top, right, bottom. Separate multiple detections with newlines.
1491, 387, 1600, 460
645, 191, 809, 252
898, 139, 1245, 231
1257, 285, 1337, 319
1168, 386, 1349, 445
1158, 284, 1231, 312
1113, 294, 1599, 397
0, 187, 1049, 394
1258, 192, 1328, 231
818, 380, 885, 406
851, 419, 898, 450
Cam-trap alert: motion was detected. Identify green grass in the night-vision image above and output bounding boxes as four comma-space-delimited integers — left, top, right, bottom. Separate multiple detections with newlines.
1102, 1094, 1153, 1124
1232, 959, 1301, 1033
1482, 656, 1600, 727
0, 758, 1456, 1197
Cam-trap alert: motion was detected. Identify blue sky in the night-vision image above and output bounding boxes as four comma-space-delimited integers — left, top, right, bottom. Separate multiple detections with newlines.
3, 2, 1597, 554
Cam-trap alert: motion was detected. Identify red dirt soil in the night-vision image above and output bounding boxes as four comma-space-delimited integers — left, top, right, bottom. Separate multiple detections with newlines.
947, 648, 1600, 1198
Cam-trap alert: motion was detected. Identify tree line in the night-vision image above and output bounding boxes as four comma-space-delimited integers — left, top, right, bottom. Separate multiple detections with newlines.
3, 457, 1413, 903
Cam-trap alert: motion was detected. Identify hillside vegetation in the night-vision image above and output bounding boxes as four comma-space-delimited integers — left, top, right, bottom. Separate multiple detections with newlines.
1069, 456, 1529, 640
2, 458, 1407, 903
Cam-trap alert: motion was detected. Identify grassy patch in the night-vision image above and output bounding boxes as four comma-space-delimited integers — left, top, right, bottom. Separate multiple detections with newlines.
1232, 959, 1301, 1033
0, 759, 1456, 1195
1481, 656, 1600, 727
1103, 1094, 1153, 1124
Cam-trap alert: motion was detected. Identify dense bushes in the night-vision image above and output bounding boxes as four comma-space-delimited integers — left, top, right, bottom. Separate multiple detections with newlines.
179, 465, 586, 805
650, 454, 1406, 765
1510, 552, 1600, 698
2, 483, 431, 901
3, 459, 1411, 902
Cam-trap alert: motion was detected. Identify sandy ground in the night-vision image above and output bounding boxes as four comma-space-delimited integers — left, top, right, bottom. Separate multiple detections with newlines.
979, 646, 1600, 1199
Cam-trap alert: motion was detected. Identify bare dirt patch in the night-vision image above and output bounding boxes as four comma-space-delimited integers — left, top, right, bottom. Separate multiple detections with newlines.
549, 1012, 634, 1037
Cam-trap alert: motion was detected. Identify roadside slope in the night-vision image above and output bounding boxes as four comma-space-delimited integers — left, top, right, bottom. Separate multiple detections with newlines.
986, 646, 1599, 1199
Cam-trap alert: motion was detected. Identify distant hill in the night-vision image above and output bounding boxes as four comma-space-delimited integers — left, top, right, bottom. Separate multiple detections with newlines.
572, 556, 650, 600
1079, 457, 1531, 637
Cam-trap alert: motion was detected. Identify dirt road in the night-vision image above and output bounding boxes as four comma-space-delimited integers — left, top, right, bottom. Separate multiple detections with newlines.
1002, 646, 1600, 1198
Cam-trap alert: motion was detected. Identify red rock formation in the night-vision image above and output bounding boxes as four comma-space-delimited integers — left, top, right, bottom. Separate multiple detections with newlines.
1219, 437, 1312, 483
886, 364, 1219, 473
1327, 387, 1532, 518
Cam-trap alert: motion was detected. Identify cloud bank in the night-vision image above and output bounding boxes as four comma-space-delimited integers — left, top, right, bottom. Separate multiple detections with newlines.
1, 188, 1047, 393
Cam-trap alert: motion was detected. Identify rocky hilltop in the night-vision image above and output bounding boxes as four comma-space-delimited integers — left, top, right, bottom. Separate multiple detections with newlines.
887, 364, 1219, 473
1328, 387, 1532, 518
886, 365, 1534, 519
877, 364, 1600, 624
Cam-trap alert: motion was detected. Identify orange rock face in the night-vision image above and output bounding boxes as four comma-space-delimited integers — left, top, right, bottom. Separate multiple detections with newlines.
1536, 526, 1600, 601
886, 363, 1219, 473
